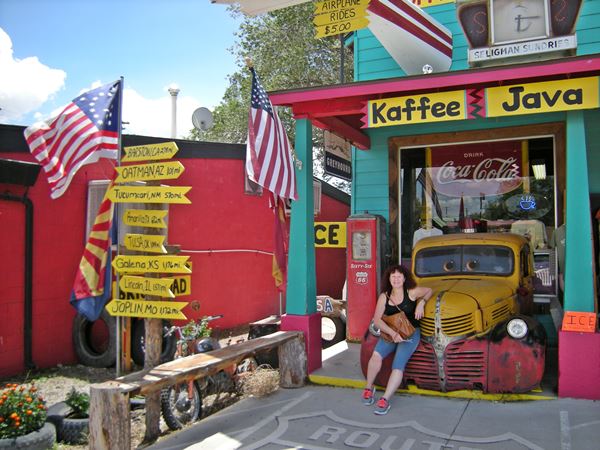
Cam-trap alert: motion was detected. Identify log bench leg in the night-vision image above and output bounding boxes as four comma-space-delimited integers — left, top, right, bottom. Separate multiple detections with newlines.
278, 335, 307, 387
89, 382, 131, 450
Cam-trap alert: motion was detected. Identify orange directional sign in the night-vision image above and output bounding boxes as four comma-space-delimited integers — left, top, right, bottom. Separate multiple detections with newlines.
112, 255, 191, 274
123, 209, 168, 228
107, 186, 191, 204
122, 142, 179, 162
105, 299, 187, 320
124, 233, 167, 254
115, 161, 185, 183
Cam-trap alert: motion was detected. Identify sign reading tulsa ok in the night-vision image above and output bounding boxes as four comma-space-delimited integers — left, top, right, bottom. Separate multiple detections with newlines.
363, 77, 599, 127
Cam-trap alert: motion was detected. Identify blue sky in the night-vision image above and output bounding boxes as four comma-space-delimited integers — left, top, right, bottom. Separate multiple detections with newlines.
0, 0, 242, 138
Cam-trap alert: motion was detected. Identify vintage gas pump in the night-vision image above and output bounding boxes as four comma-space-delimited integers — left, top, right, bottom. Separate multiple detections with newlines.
346, 214, 388, 342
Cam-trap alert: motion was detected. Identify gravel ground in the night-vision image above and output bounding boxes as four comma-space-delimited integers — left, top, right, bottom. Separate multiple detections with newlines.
1, 326, 272, 449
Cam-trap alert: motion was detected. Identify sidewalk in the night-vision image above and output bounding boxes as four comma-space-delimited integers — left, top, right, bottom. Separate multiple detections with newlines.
149, 342, 599, 450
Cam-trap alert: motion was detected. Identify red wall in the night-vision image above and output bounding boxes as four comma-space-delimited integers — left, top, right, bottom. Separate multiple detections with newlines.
0, 141, 349, 377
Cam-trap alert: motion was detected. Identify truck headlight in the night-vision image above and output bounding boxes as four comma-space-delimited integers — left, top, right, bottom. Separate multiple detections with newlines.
507, 318, 528, 339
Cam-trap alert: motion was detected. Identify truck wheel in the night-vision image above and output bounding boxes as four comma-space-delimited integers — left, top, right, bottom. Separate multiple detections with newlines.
131, 319, 177, 366
72, 310, 116, 368
321, 316, 345, 348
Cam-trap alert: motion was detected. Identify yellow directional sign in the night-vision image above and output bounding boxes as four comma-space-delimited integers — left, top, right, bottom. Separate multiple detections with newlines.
112, 255, 191, 274
315, 17, 369, 38
124, 233, 167, 254
119, 275, 175, 298
123, 209, 168, 229
115, 161, 185, 183
114, 276, 190, 299
314, 0, 370, 15
105, 299, 188, 320
122, 142, 179, 162
108, 186, 191, 204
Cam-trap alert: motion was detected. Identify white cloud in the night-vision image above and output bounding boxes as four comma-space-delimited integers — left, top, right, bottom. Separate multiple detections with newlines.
0, 28, 66, 122
122, 86, 201, 139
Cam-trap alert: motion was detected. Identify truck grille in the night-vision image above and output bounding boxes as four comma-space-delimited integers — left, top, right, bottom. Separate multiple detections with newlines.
491, 303, 511, 322
420, 312, 476, 337
405, 338, 487, 391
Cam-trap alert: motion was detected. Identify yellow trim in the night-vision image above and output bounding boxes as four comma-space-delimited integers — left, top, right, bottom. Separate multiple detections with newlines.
308, 375, 555, 401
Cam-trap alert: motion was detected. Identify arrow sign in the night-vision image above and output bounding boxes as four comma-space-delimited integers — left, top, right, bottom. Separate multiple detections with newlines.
115, 161, 185, 183
112, 255, 191, 274
105, 299, 188, 320
107, 186, 191, 204
124, 233, 167, 254
123, 209, 168, 229
122, 142, 179, 162
119, 275, 176, 298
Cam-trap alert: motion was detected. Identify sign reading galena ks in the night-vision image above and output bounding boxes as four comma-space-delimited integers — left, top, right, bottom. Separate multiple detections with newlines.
365, 90, 467, 128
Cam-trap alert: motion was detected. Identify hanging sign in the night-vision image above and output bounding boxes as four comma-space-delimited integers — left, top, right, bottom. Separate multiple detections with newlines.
324, 131, 352, 181
115, 161, 185, 183
119, 275, 176, 298
107, 186, 191, 204
123, 209, 168, 229
112, 255, 191, 274
105, 299, 188, 320
122, 142, 179, 162
124, 233, 167, 254
365, 90, 467, 128
314, 0, 370, 38
486, 77, 599, 117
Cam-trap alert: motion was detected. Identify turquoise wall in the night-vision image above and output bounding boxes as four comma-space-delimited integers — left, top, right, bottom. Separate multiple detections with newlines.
585, 108, 600, 193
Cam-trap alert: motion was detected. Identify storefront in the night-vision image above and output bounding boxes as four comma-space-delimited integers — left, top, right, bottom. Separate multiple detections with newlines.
271, 0, 600, 398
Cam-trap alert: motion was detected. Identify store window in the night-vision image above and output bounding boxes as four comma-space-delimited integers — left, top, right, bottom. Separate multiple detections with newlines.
399, 137, 555, 260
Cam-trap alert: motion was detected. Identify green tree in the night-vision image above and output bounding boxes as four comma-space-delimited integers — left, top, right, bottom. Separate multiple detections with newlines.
188, 4, 353, 190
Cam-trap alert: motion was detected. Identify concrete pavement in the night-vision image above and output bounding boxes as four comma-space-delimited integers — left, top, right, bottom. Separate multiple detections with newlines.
148, 342, 600, 450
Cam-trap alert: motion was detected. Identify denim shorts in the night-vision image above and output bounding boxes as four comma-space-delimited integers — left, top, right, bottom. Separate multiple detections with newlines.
373, 328, 421, 371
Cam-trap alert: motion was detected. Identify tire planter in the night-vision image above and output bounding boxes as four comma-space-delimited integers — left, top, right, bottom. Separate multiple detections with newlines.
0, 422, 56, 450
321, 316, 346, 349
72, 309, 116, 368
46, 402, 88, 445
131, 319, 177, 366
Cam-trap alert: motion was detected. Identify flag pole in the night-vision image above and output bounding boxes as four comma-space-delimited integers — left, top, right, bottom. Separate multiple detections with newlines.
115, 76, 124, 376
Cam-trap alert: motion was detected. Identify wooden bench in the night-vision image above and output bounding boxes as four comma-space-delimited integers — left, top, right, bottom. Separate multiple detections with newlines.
89, 330, 306, 450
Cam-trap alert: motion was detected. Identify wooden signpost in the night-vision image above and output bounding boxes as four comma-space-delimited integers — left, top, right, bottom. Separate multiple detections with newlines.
105, 141, 193, 440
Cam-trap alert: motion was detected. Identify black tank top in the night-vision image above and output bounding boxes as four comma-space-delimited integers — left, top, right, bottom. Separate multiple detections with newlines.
384, 287, 419, 327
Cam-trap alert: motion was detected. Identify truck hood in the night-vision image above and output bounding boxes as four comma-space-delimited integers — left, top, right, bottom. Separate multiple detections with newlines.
425, 278, 514, 309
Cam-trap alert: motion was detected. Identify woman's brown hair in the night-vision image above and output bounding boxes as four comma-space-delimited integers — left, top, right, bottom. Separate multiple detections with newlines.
380, 264, 416, 296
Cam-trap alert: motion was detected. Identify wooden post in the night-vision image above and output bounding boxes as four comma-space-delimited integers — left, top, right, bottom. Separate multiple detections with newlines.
278, 335, 307, 388
89, 382, 131, 450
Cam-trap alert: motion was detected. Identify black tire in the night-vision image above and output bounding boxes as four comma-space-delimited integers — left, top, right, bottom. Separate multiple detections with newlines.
131, 319, 177, 366
72, 309, 116, 368
321, 316, 346, 349
58, 417, 89, 445
160, 381, 202, 430
0, 422, 56, 450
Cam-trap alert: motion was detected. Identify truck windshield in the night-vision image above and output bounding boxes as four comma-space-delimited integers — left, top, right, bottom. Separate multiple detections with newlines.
414, 245, 514, 277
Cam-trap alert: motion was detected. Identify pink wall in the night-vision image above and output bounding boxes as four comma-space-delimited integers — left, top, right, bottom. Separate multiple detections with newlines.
0, 136, 349, 377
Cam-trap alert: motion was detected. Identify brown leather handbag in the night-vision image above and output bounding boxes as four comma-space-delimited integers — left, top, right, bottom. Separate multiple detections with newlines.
381, 311, 415, 343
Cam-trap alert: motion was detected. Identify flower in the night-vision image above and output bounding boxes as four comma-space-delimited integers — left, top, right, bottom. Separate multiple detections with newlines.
0, 383, 46, 439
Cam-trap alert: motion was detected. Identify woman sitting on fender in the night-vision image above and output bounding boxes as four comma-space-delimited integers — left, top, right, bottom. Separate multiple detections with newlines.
362, 264, 432, 415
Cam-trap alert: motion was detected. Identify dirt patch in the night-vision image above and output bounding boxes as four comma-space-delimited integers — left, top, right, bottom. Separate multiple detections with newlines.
1, 326, 279, 449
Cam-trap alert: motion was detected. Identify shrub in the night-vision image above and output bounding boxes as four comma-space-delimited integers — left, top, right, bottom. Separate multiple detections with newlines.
179, 316, 212, 344
0, 383, 47, 439
65, 388, 90, 418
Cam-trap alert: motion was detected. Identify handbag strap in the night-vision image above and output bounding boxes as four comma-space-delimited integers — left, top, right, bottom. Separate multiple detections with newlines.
386, 293, 404, 314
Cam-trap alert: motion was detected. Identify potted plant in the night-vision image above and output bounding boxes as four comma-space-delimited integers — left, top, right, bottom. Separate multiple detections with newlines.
0, 383, 55, 450
47, 387, 89, 445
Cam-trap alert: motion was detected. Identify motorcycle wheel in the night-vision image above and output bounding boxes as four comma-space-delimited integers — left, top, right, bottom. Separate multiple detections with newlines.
321, 316, 345, 349
160, 381, 202, 430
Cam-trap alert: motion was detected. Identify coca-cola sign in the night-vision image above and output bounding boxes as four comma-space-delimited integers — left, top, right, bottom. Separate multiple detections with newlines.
430, 141, 522, 197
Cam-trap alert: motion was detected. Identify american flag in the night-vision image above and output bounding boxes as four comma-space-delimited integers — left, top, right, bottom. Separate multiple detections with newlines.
246, 68, 297, 200
24, 80, 121, 199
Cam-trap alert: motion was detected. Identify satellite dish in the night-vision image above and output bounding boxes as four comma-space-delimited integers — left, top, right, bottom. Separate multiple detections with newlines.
192, 107, 214, 131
